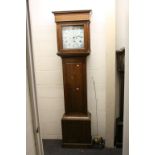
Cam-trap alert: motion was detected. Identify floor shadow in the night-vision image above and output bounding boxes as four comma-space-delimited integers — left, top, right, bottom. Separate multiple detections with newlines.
43, 139, 122, 155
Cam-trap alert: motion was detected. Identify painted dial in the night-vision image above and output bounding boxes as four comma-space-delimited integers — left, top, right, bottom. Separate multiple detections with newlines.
62, 25, 84, 49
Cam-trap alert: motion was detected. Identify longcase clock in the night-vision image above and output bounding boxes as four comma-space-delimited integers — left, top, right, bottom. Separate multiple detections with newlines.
53, 10, 92, 147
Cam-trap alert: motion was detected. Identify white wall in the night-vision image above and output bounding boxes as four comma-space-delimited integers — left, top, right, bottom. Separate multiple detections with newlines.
116, 0, 128, 50
116, 0, 129, 154
29, 0, 116, 147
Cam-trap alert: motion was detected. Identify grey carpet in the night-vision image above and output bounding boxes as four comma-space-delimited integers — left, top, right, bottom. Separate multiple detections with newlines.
43, 140, 122, 155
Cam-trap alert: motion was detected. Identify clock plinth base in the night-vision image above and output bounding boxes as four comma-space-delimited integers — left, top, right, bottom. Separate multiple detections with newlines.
61, 113, 92, 148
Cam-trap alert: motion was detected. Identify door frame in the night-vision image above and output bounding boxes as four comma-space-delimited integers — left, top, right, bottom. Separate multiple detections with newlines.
26, 1, 44, 155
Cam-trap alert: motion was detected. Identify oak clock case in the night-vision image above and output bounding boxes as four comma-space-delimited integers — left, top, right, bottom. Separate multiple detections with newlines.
53, 10, 92, 147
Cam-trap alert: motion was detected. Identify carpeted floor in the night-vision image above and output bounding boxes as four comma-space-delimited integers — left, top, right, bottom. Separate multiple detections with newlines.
43, 140, 122, 155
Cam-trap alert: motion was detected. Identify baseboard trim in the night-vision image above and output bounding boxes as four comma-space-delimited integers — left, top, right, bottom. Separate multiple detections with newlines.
42, 135, 62, 139
62, 142, 92, 148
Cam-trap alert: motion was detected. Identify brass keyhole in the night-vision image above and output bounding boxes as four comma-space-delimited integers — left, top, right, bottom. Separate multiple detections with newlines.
76, 87, 79, 91
76, 64, 79, 67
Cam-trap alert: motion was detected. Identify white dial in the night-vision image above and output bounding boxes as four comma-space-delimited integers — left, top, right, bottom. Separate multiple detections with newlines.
62, 25, 84, 49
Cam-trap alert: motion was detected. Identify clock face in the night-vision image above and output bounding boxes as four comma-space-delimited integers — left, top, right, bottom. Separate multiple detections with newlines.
62, 25, 84, 49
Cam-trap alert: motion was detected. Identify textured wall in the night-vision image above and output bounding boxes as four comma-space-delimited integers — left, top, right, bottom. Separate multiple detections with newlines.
29, 0, 115, 147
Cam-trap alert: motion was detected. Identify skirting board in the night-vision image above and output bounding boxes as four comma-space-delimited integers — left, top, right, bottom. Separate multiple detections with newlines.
62, 142, 92, 148
42, 135, 62, 139
42, 134, 100, 140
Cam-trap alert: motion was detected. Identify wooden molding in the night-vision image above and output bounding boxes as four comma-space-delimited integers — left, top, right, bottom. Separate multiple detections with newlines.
52, 10, 92, 22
